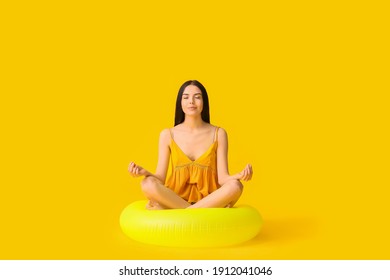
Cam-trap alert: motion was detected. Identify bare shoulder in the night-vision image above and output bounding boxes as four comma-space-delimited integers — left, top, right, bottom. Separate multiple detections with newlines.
216, 126, 228, 140
160, 128, 171, 136
159, 128, 171, 144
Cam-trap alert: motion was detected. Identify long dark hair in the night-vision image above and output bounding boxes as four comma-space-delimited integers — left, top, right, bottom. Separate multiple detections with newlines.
174, 80, 210, 126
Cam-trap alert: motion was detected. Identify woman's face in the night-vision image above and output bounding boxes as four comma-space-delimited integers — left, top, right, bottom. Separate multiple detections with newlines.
181, 85, 203, 116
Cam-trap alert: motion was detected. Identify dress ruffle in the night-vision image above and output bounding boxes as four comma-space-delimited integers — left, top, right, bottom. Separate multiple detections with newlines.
166, 162, 219, 203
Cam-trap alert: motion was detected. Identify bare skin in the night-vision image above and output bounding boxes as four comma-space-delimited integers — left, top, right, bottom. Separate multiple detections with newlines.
128, 85, 253, 209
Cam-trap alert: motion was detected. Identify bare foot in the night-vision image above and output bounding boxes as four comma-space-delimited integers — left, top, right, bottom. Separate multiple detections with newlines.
146, 200, 166, 210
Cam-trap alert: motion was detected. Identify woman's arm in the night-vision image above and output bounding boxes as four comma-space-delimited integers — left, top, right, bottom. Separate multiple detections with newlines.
216, 127, 231, 186
216, 127, 253, 185
152, 128, 171, 183
128, 128, 171, 184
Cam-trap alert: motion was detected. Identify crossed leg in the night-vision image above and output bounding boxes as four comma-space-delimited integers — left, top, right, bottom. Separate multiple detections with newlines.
141, 176, 190, 209
189, 179, 243, 208
140, 176, 243, 209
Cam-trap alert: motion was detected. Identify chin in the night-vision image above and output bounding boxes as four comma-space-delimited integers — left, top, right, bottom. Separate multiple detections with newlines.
185, 109, 198, 114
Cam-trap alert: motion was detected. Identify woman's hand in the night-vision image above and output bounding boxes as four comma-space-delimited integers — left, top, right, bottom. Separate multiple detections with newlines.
233, 164, 253, 181
128, 162, 149, 177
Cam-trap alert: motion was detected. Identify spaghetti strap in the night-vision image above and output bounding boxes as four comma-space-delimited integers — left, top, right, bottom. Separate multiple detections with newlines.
214, 126, 219, 141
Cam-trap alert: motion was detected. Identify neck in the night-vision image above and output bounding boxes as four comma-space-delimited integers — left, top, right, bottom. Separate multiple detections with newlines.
182, 115, 205, 130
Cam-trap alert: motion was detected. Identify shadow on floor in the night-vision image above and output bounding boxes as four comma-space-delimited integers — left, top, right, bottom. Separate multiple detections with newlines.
240, 215, 320, 247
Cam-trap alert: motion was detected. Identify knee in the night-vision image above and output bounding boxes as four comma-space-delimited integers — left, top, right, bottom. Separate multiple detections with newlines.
141, 176, 159, 197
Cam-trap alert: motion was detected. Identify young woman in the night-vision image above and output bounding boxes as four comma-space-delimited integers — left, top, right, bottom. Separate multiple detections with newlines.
128, 80, 253, 210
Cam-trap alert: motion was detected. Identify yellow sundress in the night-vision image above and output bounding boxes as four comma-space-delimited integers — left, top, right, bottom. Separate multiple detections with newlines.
165, 126, 220, 204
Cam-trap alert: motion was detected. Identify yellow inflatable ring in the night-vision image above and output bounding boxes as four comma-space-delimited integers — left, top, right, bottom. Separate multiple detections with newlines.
120, 200, 263, 247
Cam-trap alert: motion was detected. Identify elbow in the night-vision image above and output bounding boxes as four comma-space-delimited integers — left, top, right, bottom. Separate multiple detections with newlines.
153, 174, 165, 184
218, 175, 229, 186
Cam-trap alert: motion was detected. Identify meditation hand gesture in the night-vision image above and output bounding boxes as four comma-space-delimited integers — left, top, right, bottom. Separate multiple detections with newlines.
128, 162, 149, 177
233, 164, 253, 182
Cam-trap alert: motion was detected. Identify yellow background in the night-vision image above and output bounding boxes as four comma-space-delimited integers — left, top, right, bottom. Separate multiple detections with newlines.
1, 1, 389, 259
